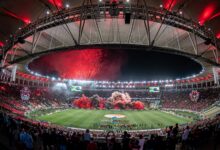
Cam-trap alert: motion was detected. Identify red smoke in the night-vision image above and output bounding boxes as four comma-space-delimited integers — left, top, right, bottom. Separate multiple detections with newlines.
29, 49, 126, 80
198, 3, 217, 25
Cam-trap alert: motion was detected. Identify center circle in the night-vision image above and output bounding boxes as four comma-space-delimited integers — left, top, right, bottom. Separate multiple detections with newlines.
104, 114, 126, 119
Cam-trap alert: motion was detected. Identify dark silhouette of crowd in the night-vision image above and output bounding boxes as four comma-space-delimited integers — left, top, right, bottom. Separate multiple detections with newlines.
0, 111, 219, 150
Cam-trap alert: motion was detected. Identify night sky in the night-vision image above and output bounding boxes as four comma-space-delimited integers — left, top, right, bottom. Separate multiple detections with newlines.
119, 50, 202, 81
28, 48, 202, 81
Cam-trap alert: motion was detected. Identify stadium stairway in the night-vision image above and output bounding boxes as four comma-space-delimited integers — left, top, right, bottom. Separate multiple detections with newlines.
202, 102, 220, 119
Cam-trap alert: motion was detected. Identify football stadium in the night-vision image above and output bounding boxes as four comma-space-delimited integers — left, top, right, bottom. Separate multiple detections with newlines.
0, 0, 220, 150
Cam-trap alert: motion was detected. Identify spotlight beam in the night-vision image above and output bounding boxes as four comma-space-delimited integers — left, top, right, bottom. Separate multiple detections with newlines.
0, 7, 30, 24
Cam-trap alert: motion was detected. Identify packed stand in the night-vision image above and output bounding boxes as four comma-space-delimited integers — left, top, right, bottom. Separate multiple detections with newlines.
161, 88, 220, 111
0, 111, 219, 150
0, 83, 69, 115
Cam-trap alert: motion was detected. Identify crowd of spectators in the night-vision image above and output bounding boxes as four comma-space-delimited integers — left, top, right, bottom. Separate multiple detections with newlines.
0, 111, 219, 150
0, 83, 219, 120
0, 83, 69, 115
0, 83, 220, 149
0, 83, 219, 117
161, 88, 220, 111
1, 82, 219, 113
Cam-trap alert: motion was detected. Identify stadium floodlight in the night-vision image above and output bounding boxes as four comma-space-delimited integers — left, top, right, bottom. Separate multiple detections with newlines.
165, 84, 174, 87
55, 82, 67, 88
65, 4, 70, 8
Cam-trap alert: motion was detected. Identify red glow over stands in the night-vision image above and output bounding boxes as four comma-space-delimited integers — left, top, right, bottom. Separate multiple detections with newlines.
198, 3, 217, 25
17, 72, 49, 82
16, 71, 213, 86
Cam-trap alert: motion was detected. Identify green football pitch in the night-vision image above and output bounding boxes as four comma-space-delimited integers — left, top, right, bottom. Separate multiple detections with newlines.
33, 109, 194, 130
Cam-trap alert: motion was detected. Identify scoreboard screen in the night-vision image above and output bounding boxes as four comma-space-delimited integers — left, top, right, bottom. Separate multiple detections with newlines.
149, 86, 160, 93
70, 85, 82, 92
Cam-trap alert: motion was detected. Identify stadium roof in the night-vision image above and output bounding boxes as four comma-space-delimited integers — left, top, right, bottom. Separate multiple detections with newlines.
0, 0, 219, 43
